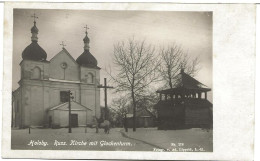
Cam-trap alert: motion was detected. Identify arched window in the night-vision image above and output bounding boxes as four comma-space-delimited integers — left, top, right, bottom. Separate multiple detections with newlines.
87, 73, 94, 84
31, 67, 41, 79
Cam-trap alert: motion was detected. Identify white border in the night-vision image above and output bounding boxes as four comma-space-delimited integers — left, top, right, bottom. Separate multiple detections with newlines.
255, 4, 259, 161
2, 0, 260, 3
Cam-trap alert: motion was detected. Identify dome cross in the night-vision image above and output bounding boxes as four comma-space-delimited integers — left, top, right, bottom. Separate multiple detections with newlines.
60, 41, 66, 49
84, 25, 89, 32
31, 13, 38, 24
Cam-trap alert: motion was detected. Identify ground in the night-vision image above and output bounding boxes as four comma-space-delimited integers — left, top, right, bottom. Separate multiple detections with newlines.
11, 127, 212, 152
122, 128, 213, 152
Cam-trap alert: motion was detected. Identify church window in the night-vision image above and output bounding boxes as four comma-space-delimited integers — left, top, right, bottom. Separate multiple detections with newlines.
60, 62, 68, 69
31, 66, 41, 79
60, 91, 69, 103
87, 73, 94, 84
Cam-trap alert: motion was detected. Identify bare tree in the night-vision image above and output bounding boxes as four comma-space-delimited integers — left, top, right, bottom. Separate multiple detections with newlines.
135, 92, 159, 115
158, 43, 200, 89
111, 96, 128, 123
108, 38, 160, 132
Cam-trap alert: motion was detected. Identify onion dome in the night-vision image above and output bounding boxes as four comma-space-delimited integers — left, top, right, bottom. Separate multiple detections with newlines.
76, 50, 98, 68
31, 22, 39, 34
76, 26, 99, 68
83, 33, 90, 44
22, 20, 47, 61
22, 42, 47, 61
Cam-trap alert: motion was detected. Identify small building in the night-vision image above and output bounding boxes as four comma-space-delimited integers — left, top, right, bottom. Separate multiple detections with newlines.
48, 101, 92, 128
155, 69, 213, 130
126, 108, 156, 128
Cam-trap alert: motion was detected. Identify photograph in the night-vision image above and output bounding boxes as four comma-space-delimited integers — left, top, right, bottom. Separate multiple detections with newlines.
11, 9, 213, 151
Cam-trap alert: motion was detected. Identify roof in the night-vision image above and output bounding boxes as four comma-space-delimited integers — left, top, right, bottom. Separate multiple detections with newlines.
76, 49, 100, 69
22, 41, 47, 61
126, 108, 155, 118
83, 32, 90, 43
157, 70, 211, 94
49, 47, 78, 65
31, 23, 39, 33
48, 101, 92, 111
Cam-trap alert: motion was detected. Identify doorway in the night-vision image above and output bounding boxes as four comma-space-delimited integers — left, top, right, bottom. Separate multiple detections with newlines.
71, 114, 78, 127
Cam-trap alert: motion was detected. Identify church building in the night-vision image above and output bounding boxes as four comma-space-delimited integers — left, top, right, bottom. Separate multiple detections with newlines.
12, 18, 101, 128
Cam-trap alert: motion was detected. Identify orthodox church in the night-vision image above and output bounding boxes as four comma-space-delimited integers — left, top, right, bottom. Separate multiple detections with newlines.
12, 18, 101, 128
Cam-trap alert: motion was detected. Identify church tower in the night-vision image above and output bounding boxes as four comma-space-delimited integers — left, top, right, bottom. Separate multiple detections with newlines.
22, 16, 47, 62
14, 14, 50, 128
76, 25, 101, 119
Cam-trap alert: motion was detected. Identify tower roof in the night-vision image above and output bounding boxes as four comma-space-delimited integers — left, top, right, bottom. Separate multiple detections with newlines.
76, 50, 99, 68
76, 25, 100, 69
22, 15, 47, 61
83, 33, 90, 43
22, 42, 47, 61
176, 69, 210, 90
157, 69, 211, 94
31, 21, 39, 34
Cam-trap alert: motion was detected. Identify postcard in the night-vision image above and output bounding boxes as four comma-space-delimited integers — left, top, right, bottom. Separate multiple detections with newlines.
2, 2, 255, 160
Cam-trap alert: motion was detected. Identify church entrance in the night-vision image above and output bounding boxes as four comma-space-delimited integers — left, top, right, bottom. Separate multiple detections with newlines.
71, 114, 78, 127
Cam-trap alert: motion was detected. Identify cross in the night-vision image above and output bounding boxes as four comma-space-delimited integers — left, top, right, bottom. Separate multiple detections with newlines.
31, 13, 38, 23
60, 41, 66, 49
84, 25, 89, 32
97, 78, 113, 120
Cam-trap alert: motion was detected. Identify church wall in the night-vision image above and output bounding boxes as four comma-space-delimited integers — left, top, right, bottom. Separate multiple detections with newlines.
48, 83, 80, 108
80, 86, 86, 108
95, 70, 101, 119
21, 84, 31, 127
43, 85, 50, 125
79, 67, 99, 84
95, 89, 101, 119
30, 85, 44, 126
80, 67, 101, 119
19, 79, 52, 127
49, 51, 79, 81
80, 85, 98, 118
59, 111, 67, 127
43, 63, 49, 80
13, 89, 22, 127
17, 76, 100, 127
52, 111, 60, 125
86, 110, 93, 124
75, 90, 81, 103
85, 89, 96, 112
20, 60, 49, 80
49, 89, 62, 108
19, 60, 50, 127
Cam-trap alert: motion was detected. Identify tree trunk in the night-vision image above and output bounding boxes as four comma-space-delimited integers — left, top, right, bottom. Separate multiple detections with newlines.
131, 88, 137, 132
169, 78, 173, 89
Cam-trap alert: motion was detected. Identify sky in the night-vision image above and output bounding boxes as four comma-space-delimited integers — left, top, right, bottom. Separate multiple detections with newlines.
13, 9, 212, 104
